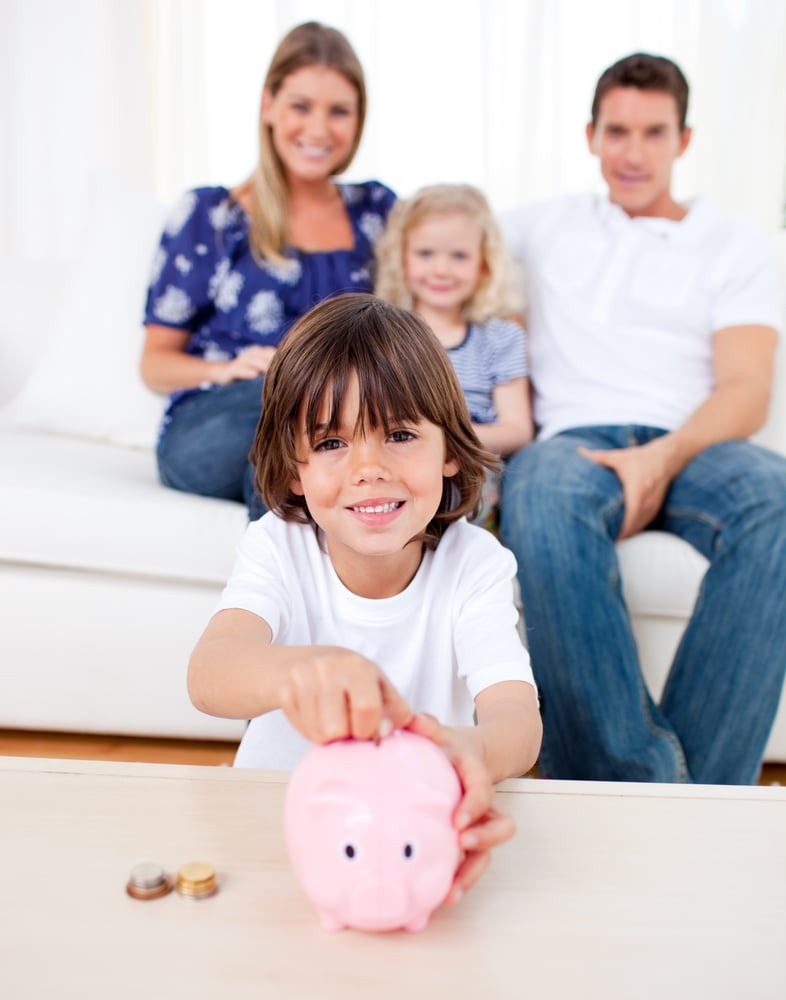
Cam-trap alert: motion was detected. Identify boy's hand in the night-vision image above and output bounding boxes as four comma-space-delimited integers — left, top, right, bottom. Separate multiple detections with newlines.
278, 647, 412, 744
407, 712, 515, 902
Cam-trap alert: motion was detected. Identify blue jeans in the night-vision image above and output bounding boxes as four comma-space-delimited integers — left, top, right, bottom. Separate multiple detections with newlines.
157, 379, 266, 520
500, 426, 786, 784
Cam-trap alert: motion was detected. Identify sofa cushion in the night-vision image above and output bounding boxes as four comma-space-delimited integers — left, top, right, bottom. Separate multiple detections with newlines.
617, 531, 709, 619
0, 175, 168, 450
0, 429, 247, 585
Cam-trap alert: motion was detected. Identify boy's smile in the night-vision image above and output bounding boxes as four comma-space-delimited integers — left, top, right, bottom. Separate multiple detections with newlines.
290, 375, 458, 597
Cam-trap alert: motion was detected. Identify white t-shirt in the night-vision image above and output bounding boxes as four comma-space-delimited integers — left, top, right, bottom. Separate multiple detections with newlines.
216, 513, 536, 769
502, 194, 783, 441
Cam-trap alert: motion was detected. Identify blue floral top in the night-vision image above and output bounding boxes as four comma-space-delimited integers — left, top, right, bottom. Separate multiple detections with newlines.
143, 181, 396, 415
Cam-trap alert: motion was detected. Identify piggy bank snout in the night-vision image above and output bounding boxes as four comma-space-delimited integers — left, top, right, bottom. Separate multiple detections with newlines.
349, 878, 408, 931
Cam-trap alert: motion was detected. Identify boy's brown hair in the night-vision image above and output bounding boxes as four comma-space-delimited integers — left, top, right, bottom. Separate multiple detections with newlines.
252, 293, 498, 547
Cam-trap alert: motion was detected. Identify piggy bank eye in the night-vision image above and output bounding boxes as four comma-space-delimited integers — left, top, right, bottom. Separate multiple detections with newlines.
342, 842, 359, 861
402, 842, 416, 861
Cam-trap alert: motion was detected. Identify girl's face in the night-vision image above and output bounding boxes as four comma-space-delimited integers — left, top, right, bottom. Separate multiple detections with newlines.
404, 212, 485, 320
262, 65, 359, 184
290, 374, 458, 597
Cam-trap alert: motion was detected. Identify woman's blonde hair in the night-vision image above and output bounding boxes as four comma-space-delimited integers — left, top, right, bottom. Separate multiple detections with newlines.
235, 22, 367, 264
375, 183, 521, 323
253, 294, 498, 547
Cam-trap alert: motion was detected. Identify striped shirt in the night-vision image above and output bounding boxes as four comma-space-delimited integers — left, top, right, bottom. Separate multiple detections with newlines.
447, 317, 528, 424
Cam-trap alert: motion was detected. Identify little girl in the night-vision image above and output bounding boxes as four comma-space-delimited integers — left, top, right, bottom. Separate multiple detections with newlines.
375, 184, 533, 527
188, 293, 541, 902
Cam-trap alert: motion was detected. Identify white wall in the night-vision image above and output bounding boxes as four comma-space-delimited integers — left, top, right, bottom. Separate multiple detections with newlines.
1, 0, 785, 262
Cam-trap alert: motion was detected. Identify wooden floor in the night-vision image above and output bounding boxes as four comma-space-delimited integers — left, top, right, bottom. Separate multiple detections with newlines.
0, 729, 784, 784
0, 729, 239, 767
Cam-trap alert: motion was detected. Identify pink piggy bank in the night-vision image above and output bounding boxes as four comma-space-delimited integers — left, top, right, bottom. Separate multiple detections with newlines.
284, 729, 462, 933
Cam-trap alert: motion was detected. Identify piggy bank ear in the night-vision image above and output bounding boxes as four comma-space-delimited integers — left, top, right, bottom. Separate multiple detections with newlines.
305, 782, 368, 821
408, 769, 462, 818
408, 793, 457, 823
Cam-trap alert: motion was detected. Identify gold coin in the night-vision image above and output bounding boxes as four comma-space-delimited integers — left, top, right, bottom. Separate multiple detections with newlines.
175, 861, 217, 898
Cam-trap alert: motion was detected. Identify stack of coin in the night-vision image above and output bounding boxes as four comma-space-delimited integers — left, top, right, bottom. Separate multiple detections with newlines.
126, 862, 173, 900
175, 861, 218, 899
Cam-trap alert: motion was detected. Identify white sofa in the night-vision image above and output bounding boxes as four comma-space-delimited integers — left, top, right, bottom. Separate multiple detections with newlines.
1, 176, 784, 763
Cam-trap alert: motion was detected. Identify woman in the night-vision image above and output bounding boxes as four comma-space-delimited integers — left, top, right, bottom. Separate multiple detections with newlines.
141, 22, 396, 517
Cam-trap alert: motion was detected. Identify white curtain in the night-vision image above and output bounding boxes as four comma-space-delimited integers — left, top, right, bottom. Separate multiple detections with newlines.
2, 0, 785, 261
0, 0, 152, 260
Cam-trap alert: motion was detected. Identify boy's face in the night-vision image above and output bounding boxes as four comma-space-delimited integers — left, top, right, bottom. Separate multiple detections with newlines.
586, 87, 692, 219
290, 375, 458, 597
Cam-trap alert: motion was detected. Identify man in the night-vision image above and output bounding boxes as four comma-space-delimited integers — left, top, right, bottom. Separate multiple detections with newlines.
501, 53, 786, 783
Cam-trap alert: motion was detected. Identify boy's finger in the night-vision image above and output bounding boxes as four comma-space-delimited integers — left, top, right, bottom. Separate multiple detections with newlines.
406, 712, 444, 741
379, 676, 414, 729
446, 850, 491, 902
316, 684, 354, 743
451, 753, 493, 827
459, 808, 515, 851
348, 683, 385, 741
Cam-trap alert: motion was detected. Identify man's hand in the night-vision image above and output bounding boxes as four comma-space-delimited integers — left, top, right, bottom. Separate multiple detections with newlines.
407, 713, 515, 903
278, 648, 413, 744
578, 437, 675, 538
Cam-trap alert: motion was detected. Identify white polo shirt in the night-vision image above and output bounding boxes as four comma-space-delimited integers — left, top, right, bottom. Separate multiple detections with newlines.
502, 194, 783, 440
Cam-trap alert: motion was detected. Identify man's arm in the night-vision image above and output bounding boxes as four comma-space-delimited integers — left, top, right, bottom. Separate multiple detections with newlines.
580, 323, 778, 538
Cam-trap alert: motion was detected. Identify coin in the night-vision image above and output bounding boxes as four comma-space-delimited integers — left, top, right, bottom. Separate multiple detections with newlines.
126, 862, 173, 900
175, 861, 218, 899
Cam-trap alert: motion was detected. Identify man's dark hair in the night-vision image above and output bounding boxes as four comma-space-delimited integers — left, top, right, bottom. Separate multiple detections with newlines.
591, 52, 690, 129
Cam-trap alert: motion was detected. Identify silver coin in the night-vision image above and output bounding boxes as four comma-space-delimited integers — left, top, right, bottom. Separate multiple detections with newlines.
129, 862, 166, 889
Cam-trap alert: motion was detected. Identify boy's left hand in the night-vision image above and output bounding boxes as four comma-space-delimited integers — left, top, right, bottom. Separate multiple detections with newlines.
407, 713, 515, 903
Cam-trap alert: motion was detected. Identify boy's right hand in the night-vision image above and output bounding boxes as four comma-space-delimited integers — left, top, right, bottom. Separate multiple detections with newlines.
277, 647, 412, 744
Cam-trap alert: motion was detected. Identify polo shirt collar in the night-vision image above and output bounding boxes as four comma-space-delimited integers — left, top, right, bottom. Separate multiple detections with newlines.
594, 194, 708, 242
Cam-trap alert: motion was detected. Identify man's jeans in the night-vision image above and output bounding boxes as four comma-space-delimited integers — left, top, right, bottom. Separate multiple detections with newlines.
501, 426, 786, 784
157, 378, 266, 520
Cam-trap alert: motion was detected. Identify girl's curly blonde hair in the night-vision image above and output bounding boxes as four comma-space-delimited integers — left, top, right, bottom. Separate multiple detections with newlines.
375, 183, 521, 323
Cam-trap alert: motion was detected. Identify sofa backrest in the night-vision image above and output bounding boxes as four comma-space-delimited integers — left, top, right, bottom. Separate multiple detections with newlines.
755, 230, 786, 456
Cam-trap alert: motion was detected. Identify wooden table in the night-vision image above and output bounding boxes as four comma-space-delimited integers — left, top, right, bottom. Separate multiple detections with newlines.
1, 756, 784, 999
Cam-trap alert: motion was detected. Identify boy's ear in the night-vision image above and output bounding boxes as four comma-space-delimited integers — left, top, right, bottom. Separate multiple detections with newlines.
443, 457, 460, 478
290, 475, 305, 496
